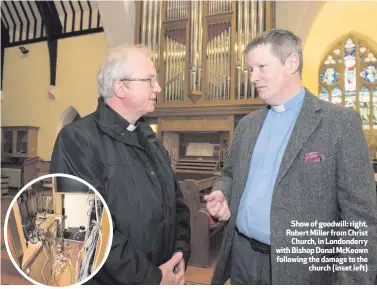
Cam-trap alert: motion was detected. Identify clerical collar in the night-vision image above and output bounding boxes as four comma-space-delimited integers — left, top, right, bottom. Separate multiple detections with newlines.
270, 88, 305, 112
271, 104, 286, 112
127, 123, 137, 131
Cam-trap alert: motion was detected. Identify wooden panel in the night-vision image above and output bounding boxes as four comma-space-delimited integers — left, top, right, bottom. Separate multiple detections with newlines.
162, 132, 179, 149
160, 116, 233, 132
94, 209, 111, 269
12, 203, 27, 254
7, 220, 21, 265
28, 244, 52, 284
27, 128, 38, 157
54, 197, 63, 218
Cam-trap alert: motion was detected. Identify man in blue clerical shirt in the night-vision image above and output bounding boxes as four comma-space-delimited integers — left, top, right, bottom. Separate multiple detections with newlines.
204, 29, 377, 285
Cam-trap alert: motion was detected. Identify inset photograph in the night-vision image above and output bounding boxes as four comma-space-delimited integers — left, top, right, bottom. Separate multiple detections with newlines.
4, 174, 112, 286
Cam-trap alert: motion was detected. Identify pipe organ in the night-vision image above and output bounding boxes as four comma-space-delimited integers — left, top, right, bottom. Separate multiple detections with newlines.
136, 1, 275, 176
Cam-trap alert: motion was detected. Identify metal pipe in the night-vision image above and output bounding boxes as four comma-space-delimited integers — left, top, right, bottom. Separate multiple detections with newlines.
170, 37, 174, 102
177, 41, 181, 101
169, 36, 173, 103
258, 0, 265, 34
165, 35, 168, 102
178, 43, 182, 101
236, 1, 241, 99
174, 1, 177, 19
168, 1, 171, 20
226, 27, 231, 99
179, 42, 183, 101
165, 35, 169, 102
197, 2, 202, 90
170, 1, 173, 20
245, 1, 250, 98
141, 1, 147, 44
178, 47, 181, 101
166, 1, 169, 21
194, 1, 199, 91
251, 0, 257, 39
215, 26, 220, 100
178, 1, 180, 19
147, 2, 152, 50
212, 31, 215, 100
211, 32, 214, 100
175, 41, 178, 102
190, 1, 195, 91
220, 29, 225, 100
153, 0, 158, 66
169, 37, 173, 102
157, 1, 161, 74
208, 27, 212, 100
213, 26, 217, 100
173, 39, 177, 102
181, 46, 185, 100
244, 0, 249, 98
223, 29, 226, 100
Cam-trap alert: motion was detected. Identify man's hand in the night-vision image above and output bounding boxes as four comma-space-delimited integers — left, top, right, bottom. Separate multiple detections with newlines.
159, 252, 185, 285
175, 256, 185, 285
204, 190, 231, 221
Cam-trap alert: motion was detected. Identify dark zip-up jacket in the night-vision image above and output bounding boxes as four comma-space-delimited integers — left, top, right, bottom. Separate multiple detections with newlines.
50, 98, 191, 284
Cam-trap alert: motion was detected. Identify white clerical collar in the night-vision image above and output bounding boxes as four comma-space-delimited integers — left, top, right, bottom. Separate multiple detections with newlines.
127, 123, 137, 131
271, 104, 286, 112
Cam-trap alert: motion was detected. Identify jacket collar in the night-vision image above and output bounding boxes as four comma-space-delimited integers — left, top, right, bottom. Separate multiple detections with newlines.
236, 88, 323, 195
94, 97, 156, 145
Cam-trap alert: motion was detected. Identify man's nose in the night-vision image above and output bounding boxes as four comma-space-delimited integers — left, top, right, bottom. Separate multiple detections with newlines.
154, 81, 162, 93
250, 71, 260, 84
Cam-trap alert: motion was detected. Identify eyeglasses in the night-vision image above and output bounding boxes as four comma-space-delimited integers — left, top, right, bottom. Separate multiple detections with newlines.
120, 76, 158, 88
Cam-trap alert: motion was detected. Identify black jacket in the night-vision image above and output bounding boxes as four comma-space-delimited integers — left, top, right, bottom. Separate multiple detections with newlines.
50, 98, 191, 284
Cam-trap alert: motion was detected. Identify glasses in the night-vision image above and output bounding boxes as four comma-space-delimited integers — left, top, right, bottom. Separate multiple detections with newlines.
120, 76, 158, 88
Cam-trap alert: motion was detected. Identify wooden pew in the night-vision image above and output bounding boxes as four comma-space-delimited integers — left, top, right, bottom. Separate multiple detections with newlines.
179, 176, 225, 267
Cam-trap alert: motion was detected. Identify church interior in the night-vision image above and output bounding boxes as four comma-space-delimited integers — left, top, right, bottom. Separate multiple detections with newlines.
4, 176, 110, 286
1, 0, 377, 285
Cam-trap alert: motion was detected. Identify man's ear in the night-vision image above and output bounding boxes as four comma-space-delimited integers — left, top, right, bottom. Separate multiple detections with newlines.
286, 53, 300, 75
113, 80, 127, 99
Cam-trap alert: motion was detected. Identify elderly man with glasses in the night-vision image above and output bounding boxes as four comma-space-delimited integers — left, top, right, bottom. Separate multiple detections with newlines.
50, 44, 190, 285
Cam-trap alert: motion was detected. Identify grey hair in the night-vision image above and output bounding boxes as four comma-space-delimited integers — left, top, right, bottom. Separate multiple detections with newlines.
97, 44, 152, 100
245, 29, 303, 76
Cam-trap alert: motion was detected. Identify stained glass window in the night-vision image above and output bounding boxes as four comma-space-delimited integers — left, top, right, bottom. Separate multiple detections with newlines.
373, 87, 377, 129
360, 86, 370, 128
319, 36, 377, 130
331, 86, 342, 105
319, 87, 329, 101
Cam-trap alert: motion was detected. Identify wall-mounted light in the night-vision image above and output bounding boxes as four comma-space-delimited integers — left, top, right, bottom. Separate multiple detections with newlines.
19, 46, 29, 55
48, 85, 57, 100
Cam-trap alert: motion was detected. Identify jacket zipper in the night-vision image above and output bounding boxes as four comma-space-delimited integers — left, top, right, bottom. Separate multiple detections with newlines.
138, 133, 171, 262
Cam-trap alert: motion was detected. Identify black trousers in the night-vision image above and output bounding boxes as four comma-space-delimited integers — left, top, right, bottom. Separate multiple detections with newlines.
230, 231, 272, 285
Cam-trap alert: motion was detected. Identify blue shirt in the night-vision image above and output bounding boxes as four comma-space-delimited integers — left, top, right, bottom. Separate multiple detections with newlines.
236, 88, 305, 245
